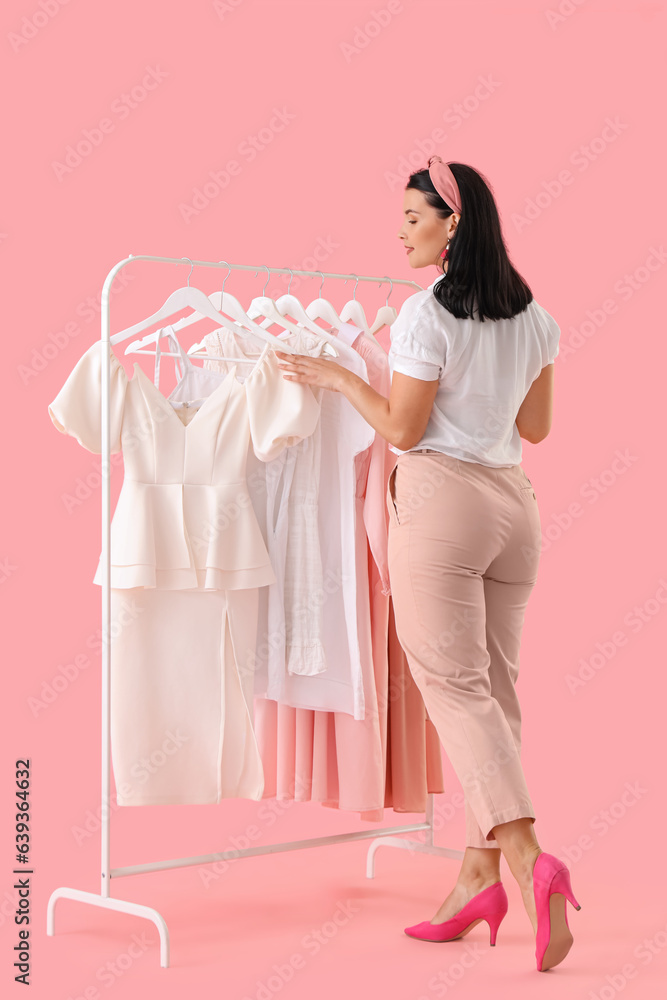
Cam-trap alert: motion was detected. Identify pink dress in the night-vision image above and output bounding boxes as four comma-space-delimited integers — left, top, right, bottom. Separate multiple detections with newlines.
374, 323, 444, 813
345, 328, 443, 819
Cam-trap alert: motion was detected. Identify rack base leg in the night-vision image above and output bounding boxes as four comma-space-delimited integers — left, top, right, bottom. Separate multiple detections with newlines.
366, 837, 465, 879
46, 887, 170, 968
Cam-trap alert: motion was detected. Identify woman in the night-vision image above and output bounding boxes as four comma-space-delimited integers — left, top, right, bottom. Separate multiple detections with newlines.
275, 156, 581, 973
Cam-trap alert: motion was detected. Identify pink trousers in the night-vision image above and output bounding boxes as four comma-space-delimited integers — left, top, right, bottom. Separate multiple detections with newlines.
387, 448, 541, 849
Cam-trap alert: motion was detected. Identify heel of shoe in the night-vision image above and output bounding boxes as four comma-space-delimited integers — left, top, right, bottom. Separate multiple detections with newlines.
551, 865, 581, 911
486, 910, 505, 947
533, 854, 581, 971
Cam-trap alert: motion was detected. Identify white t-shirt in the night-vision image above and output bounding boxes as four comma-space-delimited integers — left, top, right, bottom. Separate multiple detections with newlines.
387, 275, 560, 467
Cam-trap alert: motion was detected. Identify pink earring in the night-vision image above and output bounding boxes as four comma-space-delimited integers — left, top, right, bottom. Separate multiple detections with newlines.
441, 239, 450, 260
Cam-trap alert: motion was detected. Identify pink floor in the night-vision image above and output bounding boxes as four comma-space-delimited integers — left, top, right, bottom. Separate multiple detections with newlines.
40, 844, 663, 998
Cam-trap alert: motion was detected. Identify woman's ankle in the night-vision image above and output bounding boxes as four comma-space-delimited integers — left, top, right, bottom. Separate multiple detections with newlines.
456, 870, 501, 892
457, 847, 502, 889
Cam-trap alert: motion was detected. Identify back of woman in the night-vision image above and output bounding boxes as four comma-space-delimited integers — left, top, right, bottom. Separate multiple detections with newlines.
388, 275, 560, 466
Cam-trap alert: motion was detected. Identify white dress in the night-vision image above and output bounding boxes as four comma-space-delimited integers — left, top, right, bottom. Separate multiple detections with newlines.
204, 325, 374, 720
47, 334, 320, 805
204, 327, 329, 679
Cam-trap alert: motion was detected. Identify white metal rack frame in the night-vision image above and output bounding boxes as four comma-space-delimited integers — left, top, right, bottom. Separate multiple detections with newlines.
46, 255, 464, 968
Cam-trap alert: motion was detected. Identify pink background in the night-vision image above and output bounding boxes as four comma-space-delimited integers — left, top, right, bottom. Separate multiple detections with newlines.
2, 0, 665, 994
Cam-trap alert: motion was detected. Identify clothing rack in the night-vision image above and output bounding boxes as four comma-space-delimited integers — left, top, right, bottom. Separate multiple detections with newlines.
46, 255, 464, 968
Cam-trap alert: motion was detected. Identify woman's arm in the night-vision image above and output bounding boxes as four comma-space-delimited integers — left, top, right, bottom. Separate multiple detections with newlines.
515, 363, 554, 443
275, 351, 438, 451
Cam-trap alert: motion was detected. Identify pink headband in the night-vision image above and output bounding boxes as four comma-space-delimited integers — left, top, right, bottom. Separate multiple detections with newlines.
427, 155, 462, 216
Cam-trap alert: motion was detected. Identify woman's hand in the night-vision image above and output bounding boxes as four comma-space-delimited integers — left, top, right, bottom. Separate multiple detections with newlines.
275, 350, 350, 393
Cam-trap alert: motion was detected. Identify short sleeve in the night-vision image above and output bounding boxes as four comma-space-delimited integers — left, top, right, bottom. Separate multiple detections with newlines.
546, 320, 560, 364
387, 293, 445, 381
48, 341, 128, 454
533, 302, 560, 367
245, 350, 321, 462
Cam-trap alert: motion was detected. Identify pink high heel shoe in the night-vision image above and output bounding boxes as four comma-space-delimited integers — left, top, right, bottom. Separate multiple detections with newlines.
404, 881, 509, 945
532, 852, 582, 972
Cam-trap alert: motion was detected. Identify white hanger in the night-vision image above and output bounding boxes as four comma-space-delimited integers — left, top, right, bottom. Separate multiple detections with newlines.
124, 325, 187, 361
338, 273, 372, 338
273, 268, 338, 337
304, 271, 345, 331
159, 261, 281, 360
248, 266, 337, 357
113, 259, 238, 350
370, 277, 398, 335
113, 259, 298, 357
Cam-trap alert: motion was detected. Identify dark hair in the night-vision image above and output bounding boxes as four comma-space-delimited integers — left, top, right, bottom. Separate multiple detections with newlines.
406, 163, 533, 322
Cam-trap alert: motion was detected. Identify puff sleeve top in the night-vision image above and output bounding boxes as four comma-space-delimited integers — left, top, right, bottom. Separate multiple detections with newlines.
48, 340, 321, 590
48, 340, 128, 454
